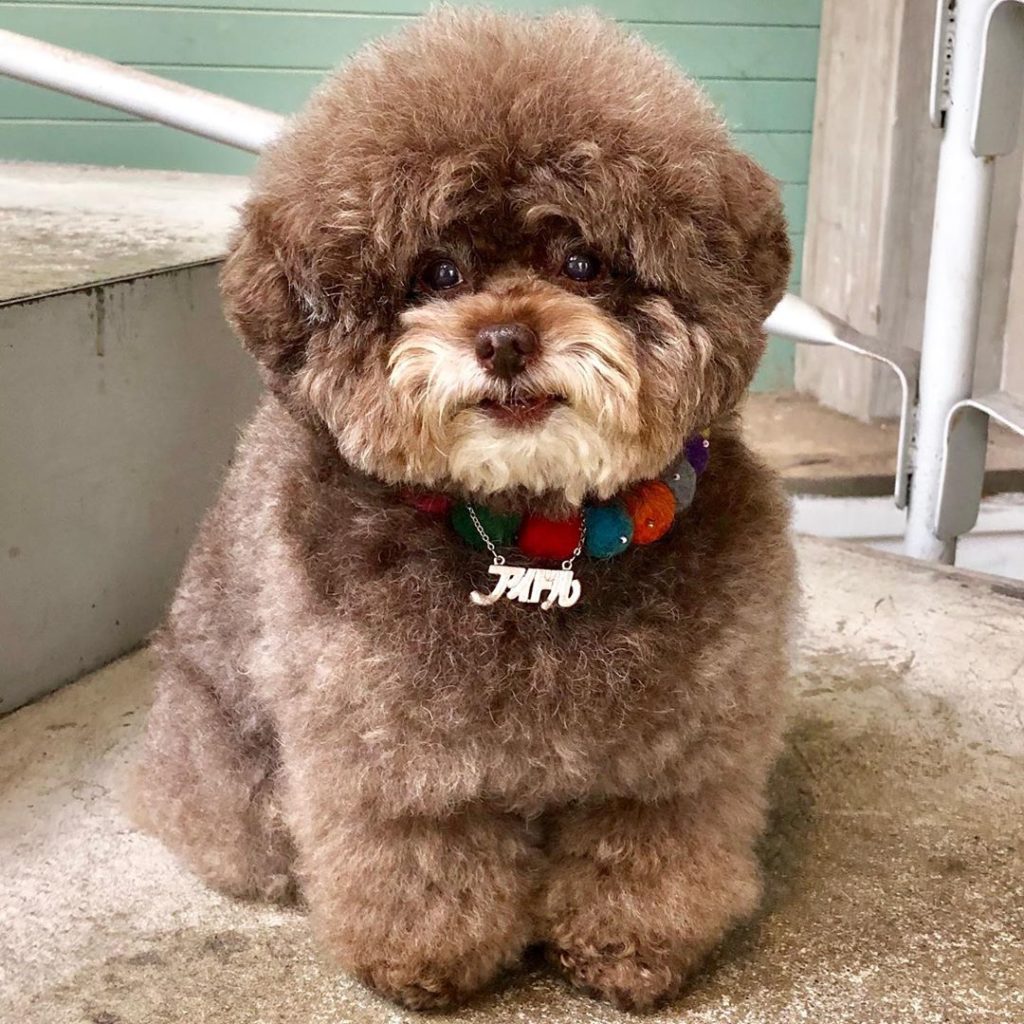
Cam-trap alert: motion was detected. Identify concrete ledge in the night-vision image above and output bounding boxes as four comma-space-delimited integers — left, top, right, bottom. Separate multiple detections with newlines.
0, 161, 247, 304
0, 263, 260, 711
2, 538, 1021, 1024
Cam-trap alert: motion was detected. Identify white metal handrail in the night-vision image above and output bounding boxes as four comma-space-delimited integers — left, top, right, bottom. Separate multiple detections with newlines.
764, 295, 917, 508
0, 29, 284, 152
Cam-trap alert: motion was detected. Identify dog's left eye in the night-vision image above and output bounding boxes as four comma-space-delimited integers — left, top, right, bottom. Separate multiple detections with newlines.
421, 258, 463, 291
563, 251, 601, 282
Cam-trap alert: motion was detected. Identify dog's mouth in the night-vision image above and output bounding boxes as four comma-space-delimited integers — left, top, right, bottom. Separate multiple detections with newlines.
477, 394, 566, 427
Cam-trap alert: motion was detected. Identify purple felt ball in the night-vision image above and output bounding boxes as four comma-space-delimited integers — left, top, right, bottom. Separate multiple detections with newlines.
684, 434, 710, 476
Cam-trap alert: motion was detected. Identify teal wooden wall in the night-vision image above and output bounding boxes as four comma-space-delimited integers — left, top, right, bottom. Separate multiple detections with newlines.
0, 0, 821, 388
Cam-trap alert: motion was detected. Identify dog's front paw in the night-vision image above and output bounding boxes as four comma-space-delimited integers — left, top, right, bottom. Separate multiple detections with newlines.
354, 937, 528, 1007
551, 940, 685, 1011
355, 952, 500, 1011
542, 794, 766, 1011
303, 810, 538, 1010
332, 900, 531, 1010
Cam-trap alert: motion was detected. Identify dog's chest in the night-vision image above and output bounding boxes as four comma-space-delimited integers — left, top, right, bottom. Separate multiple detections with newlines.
282, 506, 721, 811
311, 591, 702, 812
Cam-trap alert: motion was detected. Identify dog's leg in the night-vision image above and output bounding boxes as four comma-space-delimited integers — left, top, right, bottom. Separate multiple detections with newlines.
293, 803, 541, 1010
542, 778, 766, 1010
128, 659, 296, 904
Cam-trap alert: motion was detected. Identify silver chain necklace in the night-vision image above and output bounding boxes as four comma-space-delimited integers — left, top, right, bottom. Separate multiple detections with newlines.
466, 504, 587, 610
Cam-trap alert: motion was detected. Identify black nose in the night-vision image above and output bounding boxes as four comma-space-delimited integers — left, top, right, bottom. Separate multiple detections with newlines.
475, 323, 538, 380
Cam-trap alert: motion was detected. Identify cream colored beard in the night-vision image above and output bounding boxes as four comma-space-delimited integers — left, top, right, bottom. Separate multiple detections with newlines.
446, 406, 640, 504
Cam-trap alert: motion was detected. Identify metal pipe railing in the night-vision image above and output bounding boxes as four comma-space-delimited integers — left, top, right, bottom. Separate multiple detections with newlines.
905, 0, 997, 562
765, 294, 917, 508
0, 29, 285, 153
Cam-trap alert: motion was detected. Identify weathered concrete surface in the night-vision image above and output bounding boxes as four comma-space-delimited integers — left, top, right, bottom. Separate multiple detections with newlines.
0, 162, 247, 304
1, 538, 1022, 1024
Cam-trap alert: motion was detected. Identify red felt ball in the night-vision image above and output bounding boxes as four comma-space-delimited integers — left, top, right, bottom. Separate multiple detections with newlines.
402, 490, 453, 517
518, 513, 583, 561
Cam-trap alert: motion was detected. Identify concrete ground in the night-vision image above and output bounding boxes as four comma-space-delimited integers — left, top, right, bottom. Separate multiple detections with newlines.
2, 537, 1021, 1024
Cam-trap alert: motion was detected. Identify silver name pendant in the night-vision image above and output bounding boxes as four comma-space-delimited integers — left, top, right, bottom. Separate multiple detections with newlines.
470, 563, 582, 610
463, 504, 586, 611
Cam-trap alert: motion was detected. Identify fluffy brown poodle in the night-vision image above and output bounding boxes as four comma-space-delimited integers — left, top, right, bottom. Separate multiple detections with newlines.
132, 7, 795, 1012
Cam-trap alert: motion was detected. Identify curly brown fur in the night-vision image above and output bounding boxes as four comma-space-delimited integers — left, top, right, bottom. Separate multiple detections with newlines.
131, 7, 796, 1012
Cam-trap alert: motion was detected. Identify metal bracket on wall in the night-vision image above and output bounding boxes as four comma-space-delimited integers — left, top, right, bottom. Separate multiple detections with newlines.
766, 294, 919, 509
972, 0, 1024, 156
935, 392, 1024, 539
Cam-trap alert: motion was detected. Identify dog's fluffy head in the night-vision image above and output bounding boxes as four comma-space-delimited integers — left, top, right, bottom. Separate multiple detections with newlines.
222, 7, 790, 508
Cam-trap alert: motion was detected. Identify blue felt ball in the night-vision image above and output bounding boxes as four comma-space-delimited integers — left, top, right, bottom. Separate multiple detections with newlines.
584, 503, 634, 559
664, 458, 697, 508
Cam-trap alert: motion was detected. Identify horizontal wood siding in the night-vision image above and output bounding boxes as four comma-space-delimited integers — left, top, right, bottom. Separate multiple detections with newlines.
0, 0, 821, 387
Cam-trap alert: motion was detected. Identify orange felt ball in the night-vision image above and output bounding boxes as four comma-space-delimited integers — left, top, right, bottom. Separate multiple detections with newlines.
518, 513, 583, 561
622, 480, 677, 544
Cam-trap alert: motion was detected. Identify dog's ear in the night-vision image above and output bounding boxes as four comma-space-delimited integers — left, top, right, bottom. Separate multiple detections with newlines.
722, 153, 792, 323
220, 196, 328, 377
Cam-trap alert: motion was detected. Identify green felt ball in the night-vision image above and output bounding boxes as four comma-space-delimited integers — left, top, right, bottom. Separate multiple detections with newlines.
450, 505, 522, 550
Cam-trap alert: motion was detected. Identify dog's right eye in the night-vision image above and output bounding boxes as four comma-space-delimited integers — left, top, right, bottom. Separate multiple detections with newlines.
563, 250, 601, 282
421, 258, 463, 292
